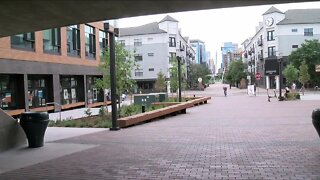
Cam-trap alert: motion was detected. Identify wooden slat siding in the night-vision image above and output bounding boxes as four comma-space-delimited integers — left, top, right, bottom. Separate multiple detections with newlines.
61, 102, 85, 110
30, 106, 54, 112
7, 109, 25, 116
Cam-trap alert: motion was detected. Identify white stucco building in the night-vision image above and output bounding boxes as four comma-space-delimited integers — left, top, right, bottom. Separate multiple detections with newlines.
119, 15, 195, 93
242, 6, 320, 89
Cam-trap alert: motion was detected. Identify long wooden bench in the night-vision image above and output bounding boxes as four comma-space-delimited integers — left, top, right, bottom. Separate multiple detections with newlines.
118, 96, 211, 128
118, 102, 194, 128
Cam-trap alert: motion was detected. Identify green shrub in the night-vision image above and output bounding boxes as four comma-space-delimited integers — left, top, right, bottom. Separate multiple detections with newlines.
286, 92, 300, 100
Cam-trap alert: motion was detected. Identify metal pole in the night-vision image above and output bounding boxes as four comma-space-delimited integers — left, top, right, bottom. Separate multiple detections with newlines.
178, 56, 182, 102
278, 59, 283, 101
109, 31, 119, 130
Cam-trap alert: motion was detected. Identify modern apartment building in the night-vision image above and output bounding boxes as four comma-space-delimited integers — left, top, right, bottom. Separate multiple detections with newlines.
242, 6, 320, 88
119, 15, 195, 93
190, 39, 206, 65
0, 21, 111, 117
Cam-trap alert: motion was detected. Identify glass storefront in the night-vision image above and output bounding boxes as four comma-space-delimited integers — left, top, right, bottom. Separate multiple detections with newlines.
86, 76, 104, 104
27, 75, 53, 108
0, 74, 24, 110
60, 76, 84, 105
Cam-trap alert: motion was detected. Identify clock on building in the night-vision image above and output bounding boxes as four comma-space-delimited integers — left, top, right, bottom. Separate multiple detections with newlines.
265, 17, 274, 26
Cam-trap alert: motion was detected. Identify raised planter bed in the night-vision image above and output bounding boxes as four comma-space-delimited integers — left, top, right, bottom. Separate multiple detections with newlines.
118, 96, 211, 128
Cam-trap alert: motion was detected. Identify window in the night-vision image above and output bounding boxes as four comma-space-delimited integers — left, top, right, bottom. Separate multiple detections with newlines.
267, 30, 275, 41
169, 37, 176, 47
268, 46, 276, 57
149, 68, 154, 71
119, 40, 125, 46
135, 69, 143, 76
67, 25, 80, 57
169, 52, 176, 62
43, 28, 61, 54
148, 53, 154, 56
99, 30, 107, 55
134, 54, 143, 61
304, 28, 313, 36
291, 28, 298, 32
11, 32, 35, 51
292, 45, 298, 48
134, 39, 142, 46
85, 24, 96, 59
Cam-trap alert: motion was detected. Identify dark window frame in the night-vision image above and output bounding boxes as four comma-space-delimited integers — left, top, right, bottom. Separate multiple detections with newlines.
85, 24, 96, 60
267, 30, 275, 41
169, 37, 176, 47
304, 28, 313, 36
43, 28, 61, 55
67, 25, 81, 57
11, 32, 35, 51
268, 46, 276, 57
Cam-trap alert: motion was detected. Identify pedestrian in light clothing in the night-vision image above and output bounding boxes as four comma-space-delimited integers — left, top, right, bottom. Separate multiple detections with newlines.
223, 85, 228, 97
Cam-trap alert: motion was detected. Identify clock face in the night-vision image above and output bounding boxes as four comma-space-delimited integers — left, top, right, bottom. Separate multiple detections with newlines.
265, 17, 274, 26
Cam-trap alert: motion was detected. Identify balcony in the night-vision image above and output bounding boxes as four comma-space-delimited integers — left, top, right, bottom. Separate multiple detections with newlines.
258, 54, 263, 60
179, 44, 185, 51
257, 39, 263, 46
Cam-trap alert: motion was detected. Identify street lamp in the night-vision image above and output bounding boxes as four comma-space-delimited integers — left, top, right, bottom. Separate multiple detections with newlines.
177, 56, 182, 102
104, 22, 120, 131
278, 57, 284, 101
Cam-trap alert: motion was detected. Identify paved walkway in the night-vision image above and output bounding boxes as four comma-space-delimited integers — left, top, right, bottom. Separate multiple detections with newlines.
1, 83, 320, 179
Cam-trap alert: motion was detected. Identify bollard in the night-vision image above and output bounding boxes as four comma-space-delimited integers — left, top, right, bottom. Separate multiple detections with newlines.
312, 109, 320, 137
142, 105, 145, 113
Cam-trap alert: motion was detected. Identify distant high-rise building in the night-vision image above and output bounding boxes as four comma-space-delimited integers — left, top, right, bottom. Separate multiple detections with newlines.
190, 39, 206, 64
221, 42, 240, 70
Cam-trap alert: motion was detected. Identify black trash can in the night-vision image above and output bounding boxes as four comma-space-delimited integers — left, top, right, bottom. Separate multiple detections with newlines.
20, 112, 49, 148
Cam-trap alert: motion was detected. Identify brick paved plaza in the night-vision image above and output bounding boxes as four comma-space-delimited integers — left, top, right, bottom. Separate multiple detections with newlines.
1, 83, 320, 179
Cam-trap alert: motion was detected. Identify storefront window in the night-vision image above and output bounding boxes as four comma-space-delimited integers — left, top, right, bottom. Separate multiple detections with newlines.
60, 76, 84, 105
87, 76, 103, 104
28, 77, 48, 108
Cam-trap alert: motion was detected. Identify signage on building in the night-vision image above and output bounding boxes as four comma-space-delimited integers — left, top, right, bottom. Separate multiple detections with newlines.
316, 65, 320, 72
255, 72, 261, 80
265, 59, 279, 76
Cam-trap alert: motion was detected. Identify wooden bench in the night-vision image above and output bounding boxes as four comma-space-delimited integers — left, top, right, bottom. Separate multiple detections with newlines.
118, 96, 211, 128
118, 102, 194, 128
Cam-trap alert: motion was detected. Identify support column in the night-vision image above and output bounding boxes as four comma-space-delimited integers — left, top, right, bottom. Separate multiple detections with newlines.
23, 74, 29, 112
84, 75, 87, 107
276, 76, 280, 90
52, 74, 61, 112
266, 76, 270, 89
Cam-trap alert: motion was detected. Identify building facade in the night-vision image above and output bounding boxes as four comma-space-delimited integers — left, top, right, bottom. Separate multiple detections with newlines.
190, 39, 206, 65
119, 15, 195, 93
243, 7, 320, 88
0, 21, 111, 117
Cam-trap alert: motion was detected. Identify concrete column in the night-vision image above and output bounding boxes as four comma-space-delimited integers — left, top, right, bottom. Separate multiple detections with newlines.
266, 76, 270, 89
84, 75, 87, 107
23, 74, 29, 112
276, 76, 280, 90
52, 74, 61, 112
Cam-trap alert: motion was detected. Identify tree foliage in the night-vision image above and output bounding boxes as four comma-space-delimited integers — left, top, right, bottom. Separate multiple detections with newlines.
95, 42, 136, 106
288, 39, 320, 85
299, 60, 310, 88
169, 57, 187, 93
225, 60, 246, 85
188, 63, 211, 88
282, 64, 299, 86
154, 71, 166, 92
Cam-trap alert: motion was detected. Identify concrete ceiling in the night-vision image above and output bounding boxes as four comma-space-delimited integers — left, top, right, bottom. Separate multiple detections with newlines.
0, 0, 317, 37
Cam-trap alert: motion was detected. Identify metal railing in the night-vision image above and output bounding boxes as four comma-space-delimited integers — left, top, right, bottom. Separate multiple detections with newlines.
46, 102, 61, 121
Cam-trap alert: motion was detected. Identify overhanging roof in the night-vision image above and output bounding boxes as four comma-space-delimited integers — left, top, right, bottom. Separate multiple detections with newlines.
0, 0, 315, 37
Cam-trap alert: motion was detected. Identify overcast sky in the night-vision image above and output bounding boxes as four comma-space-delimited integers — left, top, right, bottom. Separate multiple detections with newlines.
118, 1, 320, 65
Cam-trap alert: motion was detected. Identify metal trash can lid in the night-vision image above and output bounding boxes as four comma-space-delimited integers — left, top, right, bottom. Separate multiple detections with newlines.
20, 112, 49, 122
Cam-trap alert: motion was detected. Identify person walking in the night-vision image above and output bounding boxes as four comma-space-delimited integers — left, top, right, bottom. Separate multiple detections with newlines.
223, 85, 228, 97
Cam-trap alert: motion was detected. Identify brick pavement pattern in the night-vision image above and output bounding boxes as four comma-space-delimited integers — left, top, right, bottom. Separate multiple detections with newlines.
1, 83, 320, 179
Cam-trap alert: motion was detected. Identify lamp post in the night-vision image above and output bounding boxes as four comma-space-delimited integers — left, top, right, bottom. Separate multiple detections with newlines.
278, 57, 283, 101
177, 56, 182, 102
104, 22, 120, 131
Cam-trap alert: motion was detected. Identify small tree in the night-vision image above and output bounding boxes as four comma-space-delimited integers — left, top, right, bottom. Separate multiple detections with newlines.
169, 57, 187, 98
154, 71, 166, 92
299, 60, 310, 95
95, 42, 136, 117
282, 64, 299, 87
